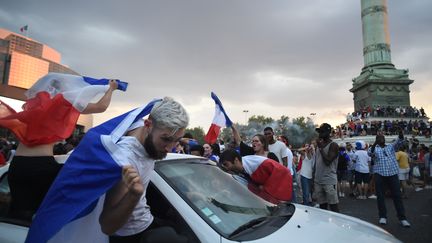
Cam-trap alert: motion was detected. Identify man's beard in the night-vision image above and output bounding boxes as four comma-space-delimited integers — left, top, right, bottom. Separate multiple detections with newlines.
144, 133, 167, 160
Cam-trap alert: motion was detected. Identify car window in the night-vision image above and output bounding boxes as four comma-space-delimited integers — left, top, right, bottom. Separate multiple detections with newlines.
155, 159, 276, 237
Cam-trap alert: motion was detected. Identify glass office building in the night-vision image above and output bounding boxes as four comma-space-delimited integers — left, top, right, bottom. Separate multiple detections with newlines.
0, 28, 92, 135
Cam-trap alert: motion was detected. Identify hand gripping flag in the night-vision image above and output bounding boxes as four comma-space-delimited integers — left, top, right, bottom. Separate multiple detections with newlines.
204, 92, 232, 144
0, 73, 128, 147
25, 99, 161, 243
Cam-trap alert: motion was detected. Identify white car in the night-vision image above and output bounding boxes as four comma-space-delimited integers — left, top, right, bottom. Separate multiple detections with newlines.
0, 154, 401, 243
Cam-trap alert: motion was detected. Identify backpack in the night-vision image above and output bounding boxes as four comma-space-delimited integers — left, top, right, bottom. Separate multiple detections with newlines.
338, 152, 349, 170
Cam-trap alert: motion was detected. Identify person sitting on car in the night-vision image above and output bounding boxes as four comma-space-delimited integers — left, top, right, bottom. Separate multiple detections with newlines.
0, 73, 124, 221
219, 148, 292, 203
99, 97, 189, 243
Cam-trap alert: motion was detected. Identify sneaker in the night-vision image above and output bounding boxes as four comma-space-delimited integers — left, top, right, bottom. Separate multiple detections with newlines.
415, 187, 423, 192
379, 218, 387, 225
400, 220, 411, 227
368, 195, 377, 199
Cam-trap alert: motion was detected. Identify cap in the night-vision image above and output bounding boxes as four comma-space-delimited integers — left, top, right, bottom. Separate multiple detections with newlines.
315, 123, 332, 133
355, 140, 365, 150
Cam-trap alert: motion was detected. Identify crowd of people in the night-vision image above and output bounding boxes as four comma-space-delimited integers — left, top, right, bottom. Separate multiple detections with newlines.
0, 72, 431, 242
334, 119, 432, 138
348, 105, 427, 120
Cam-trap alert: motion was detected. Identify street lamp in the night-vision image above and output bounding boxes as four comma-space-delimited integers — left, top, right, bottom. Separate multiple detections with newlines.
243, 110, 249, 125
310, 113, 317, 126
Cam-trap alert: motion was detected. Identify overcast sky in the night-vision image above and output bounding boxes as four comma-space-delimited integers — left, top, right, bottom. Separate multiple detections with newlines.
1, 0, 431, 130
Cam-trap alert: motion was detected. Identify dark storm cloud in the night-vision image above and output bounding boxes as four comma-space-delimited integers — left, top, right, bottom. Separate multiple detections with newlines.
1, 0, 431, 127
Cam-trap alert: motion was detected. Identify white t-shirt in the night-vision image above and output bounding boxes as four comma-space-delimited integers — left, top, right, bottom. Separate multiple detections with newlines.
300, 153, 314, 179
114, 136, 154, 236
346, 150, 356, 170
353, 150, 371, 173
268, 140, 288, 164
286, 148, 294, 175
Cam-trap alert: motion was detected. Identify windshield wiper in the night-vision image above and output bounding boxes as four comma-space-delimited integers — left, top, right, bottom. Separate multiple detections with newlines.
210, 198, 270, 215
228, 216, 269, 238
227, 203, 295, 238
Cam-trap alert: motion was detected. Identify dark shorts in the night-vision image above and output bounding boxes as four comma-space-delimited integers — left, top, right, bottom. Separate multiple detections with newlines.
346, 170, 354, 182
8, 156, 63, 220
355, 171, 370, 184
337, 170, 348, 181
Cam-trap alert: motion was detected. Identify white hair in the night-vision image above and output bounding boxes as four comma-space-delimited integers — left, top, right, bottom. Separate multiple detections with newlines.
150, 97, 189, 133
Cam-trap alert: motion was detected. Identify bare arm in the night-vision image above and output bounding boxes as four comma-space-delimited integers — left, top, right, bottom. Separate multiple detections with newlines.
231, 125, 241, 147
99, 166, 143, 235
319, 142, 339, 166
82, 80, 118, 114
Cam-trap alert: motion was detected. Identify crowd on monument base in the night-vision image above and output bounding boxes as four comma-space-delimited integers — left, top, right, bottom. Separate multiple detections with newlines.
335, 117, 431, 139
348, 105, 427, 121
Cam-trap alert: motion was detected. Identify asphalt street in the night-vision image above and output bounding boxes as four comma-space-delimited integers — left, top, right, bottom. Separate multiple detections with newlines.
337, 187, 432, 243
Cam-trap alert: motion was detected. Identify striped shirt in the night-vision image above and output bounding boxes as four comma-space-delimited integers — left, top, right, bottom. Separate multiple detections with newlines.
368, 139, 403, 176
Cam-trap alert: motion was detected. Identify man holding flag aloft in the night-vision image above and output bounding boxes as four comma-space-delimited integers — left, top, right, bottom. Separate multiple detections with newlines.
204, 92, 233, 145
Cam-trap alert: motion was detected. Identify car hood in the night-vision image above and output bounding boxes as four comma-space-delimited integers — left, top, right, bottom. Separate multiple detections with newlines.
245, 204, 401, 243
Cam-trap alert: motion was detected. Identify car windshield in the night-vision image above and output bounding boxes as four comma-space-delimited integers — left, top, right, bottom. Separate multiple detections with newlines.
155, 158, 277, 237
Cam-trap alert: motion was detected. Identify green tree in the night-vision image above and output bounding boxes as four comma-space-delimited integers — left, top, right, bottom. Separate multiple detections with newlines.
185, 127, 206, 145
248, 115, 274, 125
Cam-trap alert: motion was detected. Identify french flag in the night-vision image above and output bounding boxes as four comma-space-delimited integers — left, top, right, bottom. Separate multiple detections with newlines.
0, 73, 127, 147
25, 99, 161, 243
204, 92, 232, 144
242, 155, 292, 203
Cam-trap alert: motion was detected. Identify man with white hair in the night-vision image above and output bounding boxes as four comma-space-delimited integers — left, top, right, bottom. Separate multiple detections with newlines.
99, 97, 189, 242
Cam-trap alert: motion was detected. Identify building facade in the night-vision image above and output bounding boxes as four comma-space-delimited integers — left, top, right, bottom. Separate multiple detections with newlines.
0, 28, 93, 136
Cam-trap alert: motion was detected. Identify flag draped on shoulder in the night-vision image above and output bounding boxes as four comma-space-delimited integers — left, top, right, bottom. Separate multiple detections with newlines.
0, 72, 127, 146
25, 99, 160, 243
242, 155, 292, 203
204, 92, 232, 144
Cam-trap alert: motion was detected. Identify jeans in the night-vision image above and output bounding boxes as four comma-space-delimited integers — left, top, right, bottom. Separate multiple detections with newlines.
374, 173, 406, 220
300, 175, 312, 206
291, 169, 297, 203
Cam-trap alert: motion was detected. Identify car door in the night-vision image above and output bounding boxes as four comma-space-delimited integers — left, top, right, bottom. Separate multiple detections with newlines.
149, 172, 221, 243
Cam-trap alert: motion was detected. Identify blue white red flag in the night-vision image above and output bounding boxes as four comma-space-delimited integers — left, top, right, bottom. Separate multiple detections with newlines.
204, 92, 232, 144
242, 155, 292, 203
25, 99, 160, 243
0, 73, 127, 146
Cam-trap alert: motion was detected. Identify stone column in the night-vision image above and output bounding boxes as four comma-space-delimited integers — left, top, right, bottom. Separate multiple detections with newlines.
361, 0, 393, 68
350, 0, 413, 112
